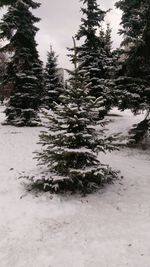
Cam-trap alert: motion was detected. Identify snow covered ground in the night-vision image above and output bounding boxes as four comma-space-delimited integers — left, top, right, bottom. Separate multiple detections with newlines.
0, 105, 150, 267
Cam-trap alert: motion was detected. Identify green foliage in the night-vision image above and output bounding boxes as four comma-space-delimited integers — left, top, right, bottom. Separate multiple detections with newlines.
34, 38, 118, 194
115, 0, 142, 47
0, 0, 43, 126
44, 46, 63, 109
115, 0, 150, 113
75, 0, 116, 112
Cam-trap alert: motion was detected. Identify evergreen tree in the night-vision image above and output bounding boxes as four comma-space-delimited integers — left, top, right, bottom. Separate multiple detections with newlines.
44, 46, 63, 109
99, 24, 116, 80
115, 0, 142, 48
115, 0, 150, 114
99, 24, 112, 57
35, 37, 118, 194
0, 0, 43, 126
75, 0, 115, 112
115, 0, 150, 143
104, 24, 113, 57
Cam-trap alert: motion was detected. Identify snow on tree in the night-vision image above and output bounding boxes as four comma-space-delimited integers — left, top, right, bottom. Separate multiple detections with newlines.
44, 46, 63, 109
104, 23, 112, 54
0, 0, 43, 126
34, 37, 118, 194
75, 0, 115, 113
115, 0, 150, 112
115, 0, 150, 143
98, 24, 117, 80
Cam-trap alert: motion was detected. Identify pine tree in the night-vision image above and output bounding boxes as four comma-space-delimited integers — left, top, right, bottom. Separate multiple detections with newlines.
115, 0, 150, 143
105, 24, 112, 53
0, 0, 43, 126
115, 0, 150, 113
99, 24, 116, 86
99, 23, 113, 58
75, 0, 115, 112
34, 37, 118, 194
44, 46, 63, 109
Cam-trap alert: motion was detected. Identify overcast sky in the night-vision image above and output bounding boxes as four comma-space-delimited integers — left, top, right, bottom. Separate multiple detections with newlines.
0, 0, 122, 68
34, 0, 122, 68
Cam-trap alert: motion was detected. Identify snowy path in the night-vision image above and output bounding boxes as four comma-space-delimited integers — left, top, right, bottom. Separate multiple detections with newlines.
0, 105, 150, 267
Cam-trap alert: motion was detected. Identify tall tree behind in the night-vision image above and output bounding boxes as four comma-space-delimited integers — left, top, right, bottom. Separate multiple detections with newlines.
99, 23, 116, 81
76, 0, 115, 112
115, 0, 150, 113
0, 0, 43, 126
44, 46, 63, 109
115, 0, 150, 144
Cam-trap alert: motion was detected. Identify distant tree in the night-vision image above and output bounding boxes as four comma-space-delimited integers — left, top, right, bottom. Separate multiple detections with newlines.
0, 0, 43, 126
76, 0, 115, 113
44, 46, 63, 109
34, 37, 118, 194
99, 23, 112, 57
99, 23, 116, 81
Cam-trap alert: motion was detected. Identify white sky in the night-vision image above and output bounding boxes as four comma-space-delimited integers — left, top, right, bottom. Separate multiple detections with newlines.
34, 0, 122, 68
0, 0, 122, 68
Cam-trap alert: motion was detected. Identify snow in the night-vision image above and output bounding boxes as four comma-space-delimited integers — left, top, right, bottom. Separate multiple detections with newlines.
106, 108, 146, 144
0, 104, 150, 267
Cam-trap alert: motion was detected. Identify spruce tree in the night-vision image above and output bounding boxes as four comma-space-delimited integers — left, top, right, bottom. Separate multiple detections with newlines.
115, 0, 150, 143
115, 0, 150, 113
99, 23, 113, 61
76, 0, 115, 112
105, 24, 112, 54
44, 46, 63, 109
0, 0, 43, 126
99, 24, 116, 93
35, 37, 118, 194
